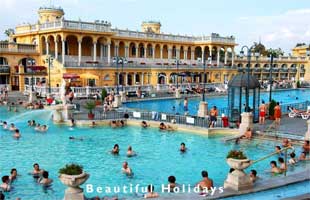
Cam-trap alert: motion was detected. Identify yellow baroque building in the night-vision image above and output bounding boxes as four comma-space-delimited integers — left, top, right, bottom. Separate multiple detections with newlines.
0, 6, 309, 91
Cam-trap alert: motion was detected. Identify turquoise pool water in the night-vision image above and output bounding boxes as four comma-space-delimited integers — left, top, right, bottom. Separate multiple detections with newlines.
0, 107, 309, 199
124, 89, 310, 115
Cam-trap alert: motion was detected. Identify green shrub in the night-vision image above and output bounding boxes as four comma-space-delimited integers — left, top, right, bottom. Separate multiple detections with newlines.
269, 99, 276, 117
101, 88, 107, 102
297, 80, 301, 88
227, 150, 247, 159
84, 101, 96, 114
59, 164, 83, 175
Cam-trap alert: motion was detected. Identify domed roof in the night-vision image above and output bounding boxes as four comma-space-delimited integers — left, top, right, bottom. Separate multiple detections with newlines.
228, 73, 260, 89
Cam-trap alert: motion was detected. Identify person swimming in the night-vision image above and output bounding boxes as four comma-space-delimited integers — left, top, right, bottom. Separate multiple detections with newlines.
2, 121, 8, 129
180, 142, 187, 153
89, 121, 97, 128
127, 146, 137, 157
111, 144, 120, 155
38, 171, 53, 186
69, 136, 83, 141
141, 121, 149, 128
122, 161, 133, 176
31, 163, 44, 178
9, 123, 17, 131
13, 129, 21, 139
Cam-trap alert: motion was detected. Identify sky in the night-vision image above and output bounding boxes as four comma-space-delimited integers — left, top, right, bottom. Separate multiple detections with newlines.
0, 0, 310, 54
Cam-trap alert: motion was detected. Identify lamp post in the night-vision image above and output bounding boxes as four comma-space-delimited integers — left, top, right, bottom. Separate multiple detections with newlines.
268, 53, 277, 103
198, 57, 209, 101
45, 55, 54, 94
113, 56, 127, 94
239, 46, 259, 112
27, 58, 36, 92
175, 59, 181, 88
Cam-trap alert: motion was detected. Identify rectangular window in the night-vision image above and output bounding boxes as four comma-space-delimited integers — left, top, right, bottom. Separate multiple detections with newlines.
88, 79, 96, 86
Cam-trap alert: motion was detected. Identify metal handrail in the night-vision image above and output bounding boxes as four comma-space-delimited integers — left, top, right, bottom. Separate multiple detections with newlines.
251, 146, 294, 176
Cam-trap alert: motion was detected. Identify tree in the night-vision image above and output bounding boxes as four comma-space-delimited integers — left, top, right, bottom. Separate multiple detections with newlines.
266, 48, 284, 58
252, 42, 267, 56
4, 28, 15, 37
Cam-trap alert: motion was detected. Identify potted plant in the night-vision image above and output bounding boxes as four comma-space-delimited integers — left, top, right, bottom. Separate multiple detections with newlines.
84, 101, 96, 119
297, 80, 301, 88
268, 99, 276, 120
224, 150, 253, 191
226, 150, 251, 169
59, 164, 89, 198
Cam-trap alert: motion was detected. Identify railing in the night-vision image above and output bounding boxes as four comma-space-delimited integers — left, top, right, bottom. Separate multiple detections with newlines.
72, 110, 224, 128
0, 65, 10, 73
251, 146, 294, 176
24, 83, 225, 99
15, 19, 235, 44
0, 42, 37, 53
281, 101, 310, 115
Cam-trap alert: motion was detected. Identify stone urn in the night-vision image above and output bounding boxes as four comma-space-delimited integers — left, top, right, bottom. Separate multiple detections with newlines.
224, 158, 253, 191
59, 172, 90, 200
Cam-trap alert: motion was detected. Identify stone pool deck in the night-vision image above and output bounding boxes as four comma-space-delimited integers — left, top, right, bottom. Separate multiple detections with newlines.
158, 169, 310, 200
253, 116, 308, 138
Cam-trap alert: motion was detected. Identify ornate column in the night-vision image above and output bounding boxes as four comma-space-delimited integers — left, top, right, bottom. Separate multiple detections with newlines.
217, 47, 220, 66
114, 45, 119, 57
62, 39, 66, 65
141, 73, 144, 85
144, 47, 147, 58
168, 48, 172, 59
224, 48, 228, 65
78, 39, 82, 65
125, 46, 129, 58
176, 48, 180, 59
93, 42, 97, 61
152, 47, 155, 59
124, 73, 128, 86
46, 41, 49, 55
184, 50, 188, 60
191, 49, 195, 61
133, 73, 137, 85
100, 44, 103, 61
160, 47, 163, 60
232, 49, 235, 66
54, 38, 58, 59
107, 43, 111, 63
136, 45, 139, 58
209, 45, 213, 64
201, 47, 205, 64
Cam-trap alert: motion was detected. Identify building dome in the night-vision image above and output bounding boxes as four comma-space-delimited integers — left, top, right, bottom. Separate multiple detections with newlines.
38, 6, 64, 23
228, 73, 260, 89
141, 21, 161, 34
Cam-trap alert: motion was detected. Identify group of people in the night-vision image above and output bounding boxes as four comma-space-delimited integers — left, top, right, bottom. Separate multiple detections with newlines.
259, 100, 281, 129
270, 139, 310, 174
1, 121, 21, 139
28, 120, 48, 132
0, 163, 52, 199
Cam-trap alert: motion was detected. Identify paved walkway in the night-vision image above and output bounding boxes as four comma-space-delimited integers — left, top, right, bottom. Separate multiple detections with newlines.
253, 116, 308, 137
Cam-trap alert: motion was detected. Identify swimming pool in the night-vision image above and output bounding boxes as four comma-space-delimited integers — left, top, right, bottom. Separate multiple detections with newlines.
0, 107, 309, 199
124, 89, 310, 115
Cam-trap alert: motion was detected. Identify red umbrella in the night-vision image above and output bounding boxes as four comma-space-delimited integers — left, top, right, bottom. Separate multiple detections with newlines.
63, 73, 80, 79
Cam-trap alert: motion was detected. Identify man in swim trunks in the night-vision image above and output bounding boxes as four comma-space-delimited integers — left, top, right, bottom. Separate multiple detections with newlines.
122, 161, 133, 176
196, 171, 213, 191
209, 106, 218, 128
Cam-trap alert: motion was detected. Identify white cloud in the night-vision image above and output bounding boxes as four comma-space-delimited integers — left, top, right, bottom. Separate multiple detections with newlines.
235, 8, 310, 53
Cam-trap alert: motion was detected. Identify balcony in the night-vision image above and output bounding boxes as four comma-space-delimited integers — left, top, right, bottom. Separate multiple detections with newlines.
0, 42, 37, 53
0, 65, 10, 74
15, 19, 236, 44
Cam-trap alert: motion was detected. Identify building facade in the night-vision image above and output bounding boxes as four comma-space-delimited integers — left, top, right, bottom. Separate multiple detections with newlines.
0, 6, 309, 91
